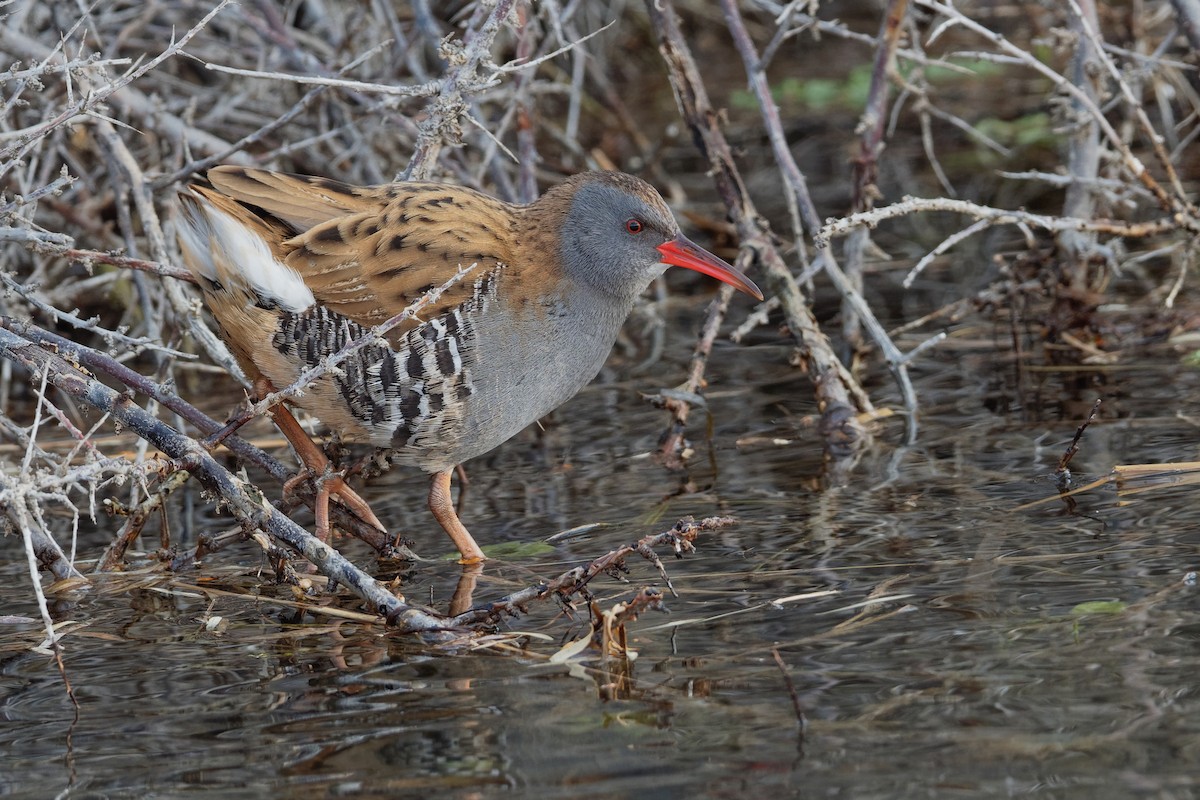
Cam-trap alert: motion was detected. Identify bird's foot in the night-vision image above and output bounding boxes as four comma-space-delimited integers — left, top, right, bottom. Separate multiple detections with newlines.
428, 468, 486, 562
283, 465, 384, 543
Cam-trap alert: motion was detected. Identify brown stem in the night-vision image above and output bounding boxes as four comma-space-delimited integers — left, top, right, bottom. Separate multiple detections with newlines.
657, 284, 735, 468
449, 515, 736, 627
647, 0, 873, 452
844, 0, 911, 348
64, 249, 196, 283
96, 470, 190, 572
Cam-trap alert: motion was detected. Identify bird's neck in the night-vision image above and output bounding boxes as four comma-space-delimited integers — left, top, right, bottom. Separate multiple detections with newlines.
517, 190, 645, 304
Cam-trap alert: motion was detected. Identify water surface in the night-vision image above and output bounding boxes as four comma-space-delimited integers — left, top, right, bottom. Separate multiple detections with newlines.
3, 309, 1199, 799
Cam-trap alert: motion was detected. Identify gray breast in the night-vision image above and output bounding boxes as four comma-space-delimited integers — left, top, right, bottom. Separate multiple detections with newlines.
447, 283, 629, 468
272, 269, 631, 473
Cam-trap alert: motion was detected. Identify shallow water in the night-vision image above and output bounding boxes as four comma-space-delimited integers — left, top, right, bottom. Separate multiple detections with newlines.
3, 296, 1200, 799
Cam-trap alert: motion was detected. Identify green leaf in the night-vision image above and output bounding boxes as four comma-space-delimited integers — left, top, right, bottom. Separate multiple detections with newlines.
1069, 600, 1127, 616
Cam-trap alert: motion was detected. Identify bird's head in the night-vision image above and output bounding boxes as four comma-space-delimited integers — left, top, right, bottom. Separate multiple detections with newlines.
547, 172, 762, 303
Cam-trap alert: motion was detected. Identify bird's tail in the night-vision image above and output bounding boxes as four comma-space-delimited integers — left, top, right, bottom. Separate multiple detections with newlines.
175, 186, 315, 313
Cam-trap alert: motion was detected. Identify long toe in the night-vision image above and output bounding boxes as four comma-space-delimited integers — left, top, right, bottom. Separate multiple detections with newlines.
328, 476, 385, 532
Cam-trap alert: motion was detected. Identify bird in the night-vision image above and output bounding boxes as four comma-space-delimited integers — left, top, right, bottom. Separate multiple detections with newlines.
176, 166, 762, 562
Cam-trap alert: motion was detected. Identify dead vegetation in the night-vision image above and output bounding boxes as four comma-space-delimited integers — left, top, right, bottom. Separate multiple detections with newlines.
0, 0, 1197, 660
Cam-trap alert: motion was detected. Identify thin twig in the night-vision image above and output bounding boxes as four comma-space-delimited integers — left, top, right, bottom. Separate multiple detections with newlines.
403, 0, 518, 180
0, 0, 236, 171
449, 516, 737, 627
819, 196, 1181, 254
1056, 398, 1103, 485
0, 326, 450, 633
656, 0, 878, 449
771, 647, 807, 735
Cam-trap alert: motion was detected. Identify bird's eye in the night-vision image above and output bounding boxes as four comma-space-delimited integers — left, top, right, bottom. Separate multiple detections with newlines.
625, 218, 644, 234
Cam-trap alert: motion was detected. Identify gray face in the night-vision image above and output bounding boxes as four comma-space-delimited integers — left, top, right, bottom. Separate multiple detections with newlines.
559, 180, 680, 300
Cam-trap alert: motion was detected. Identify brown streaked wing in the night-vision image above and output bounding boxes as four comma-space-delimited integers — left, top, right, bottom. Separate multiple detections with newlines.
207, 166, 385, 232
281, 184, 519, 341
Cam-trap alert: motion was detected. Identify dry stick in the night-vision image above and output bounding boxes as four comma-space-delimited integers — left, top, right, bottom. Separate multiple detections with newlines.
0, 326, 453, 634
0, 171, 75, 215
1008, 283, 1026, 401
448, 516, 737, 628
1065, 0, 1191, 206
196, 63, 441, 99
0, 0, 239, 173
997, 170, 1154, 198
0, 318, 281, 478
0, 266, 186, 356
460, 6, 548, 189
96, 469, 190, 572
916, 0, 1197, 228
3, 458, 142, 579
64, 248, 196, 283
843, 0, 910, 350
1164, 242, 1193, 308
1058, 0, 1104, 286
0, 55, 133, 89
649, 0, 874, 450
9, 484, 78, 708
402, 0, 517, 180
431, 1, 611, 185
821, 198, 1181, 289
1056, 398, 1103, 484
598, 587, 665, 658
657, 283, 735, 469
719, 0, 924, 440
1172, 0, 1200, 51
917, 95, 1012, 159
562, 16, 587, 148
771, 647, 807, 736
511, 4, 540, 203
914, 98, 958, 199
865, 200, 1181, 241
10, 364, 80, 684
0, 317, 396, 554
